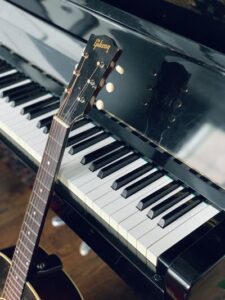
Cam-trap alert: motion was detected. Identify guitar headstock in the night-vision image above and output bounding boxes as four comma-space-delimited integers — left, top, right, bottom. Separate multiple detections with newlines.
57, 34, 122, 126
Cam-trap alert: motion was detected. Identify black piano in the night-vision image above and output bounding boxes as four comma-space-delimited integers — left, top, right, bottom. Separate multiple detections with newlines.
1, 1, 225, 299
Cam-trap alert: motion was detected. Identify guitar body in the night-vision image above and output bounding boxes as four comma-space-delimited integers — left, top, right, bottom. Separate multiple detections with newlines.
0, 250, 82, 300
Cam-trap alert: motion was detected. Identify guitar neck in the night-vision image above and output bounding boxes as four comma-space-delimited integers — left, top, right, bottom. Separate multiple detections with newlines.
1, 33, 121, 300
2, 116, 70, 300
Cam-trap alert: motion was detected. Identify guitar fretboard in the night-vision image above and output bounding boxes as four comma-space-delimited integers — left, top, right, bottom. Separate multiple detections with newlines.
2, 116, 70, 300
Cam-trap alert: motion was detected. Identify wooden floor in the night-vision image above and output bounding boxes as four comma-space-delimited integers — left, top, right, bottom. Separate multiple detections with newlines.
0, 159, 142, 300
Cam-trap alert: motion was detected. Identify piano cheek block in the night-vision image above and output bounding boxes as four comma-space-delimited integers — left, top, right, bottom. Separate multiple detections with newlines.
164, 215, 225, 300
165, 258, 225, 300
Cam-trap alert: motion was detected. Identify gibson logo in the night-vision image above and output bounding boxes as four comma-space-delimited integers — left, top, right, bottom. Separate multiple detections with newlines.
93, 39, 111, 53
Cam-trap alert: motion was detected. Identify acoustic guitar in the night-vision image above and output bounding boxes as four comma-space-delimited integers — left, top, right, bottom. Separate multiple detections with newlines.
0, 34, 121, 300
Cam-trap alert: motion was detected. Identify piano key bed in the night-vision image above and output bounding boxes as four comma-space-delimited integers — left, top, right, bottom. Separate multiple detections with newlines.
0, 56, 220, 272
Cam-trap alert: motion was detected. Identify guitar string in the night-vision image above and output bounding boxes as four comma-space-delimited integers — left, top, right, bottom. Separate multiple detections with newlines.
62, 64, 99, 124
2, 51, 87, 296
57, 55, 86, 118
2, 120, 61, 299
3, 58, 89, 298
2, 123, 61, 298
2, 121, 60, 298
3, 55, 102, 299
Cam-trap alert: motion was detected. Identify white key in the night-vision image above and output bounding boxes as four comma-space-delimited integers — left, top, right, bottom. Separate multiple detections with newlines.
0, 69, 17, 80
80, 157, 144, 208
127, 194, 195, 250
0, 78, 31, 93
108, 176, 173, 232
117, 186, 183, 239
59, 137, 116, 185
91, 159, 147, 214
135, 200, 207, 259
101, 174, 171, 224
91, 166, 157, 218
147, 204, 219, 266
78, 151, 133, 192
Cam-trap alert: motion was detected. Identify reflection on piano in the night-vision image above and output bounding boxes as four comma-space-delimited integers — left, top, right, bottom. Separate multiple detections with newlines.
1, 0, 225, 299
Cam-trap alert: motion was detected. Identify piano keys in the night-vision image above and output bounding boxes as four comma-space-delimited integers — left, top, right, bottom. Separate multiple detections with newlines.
1, 1, 225, 299
0, 53, 221, 283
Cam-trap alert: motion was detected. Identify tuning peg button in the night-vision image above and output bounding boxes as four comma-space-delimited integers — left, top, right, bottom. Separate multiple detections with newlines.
115, 65, 124, 75
106, 82, 115, 93
96, 99, 104, 110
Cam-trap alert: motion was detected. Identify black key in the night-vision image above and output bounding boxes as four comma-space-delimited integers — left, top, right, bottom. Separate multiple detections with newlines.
0, 60, 7, 67
37, 115, 53, 128
111, 163, 154, 190
67, 127, 101, 147
71, 118, 90, 131
158, 197, 201, 228
27, 102, 59, 120
3, 82, 40, 99
0, 64, 13, 73
121, 170, 164, 199
98, 153, 139, 179
137, 181, 180, 211
69, 132, 109, 155
11, 89, 48, 107
89, 147, 130, 172
43, 116, 89, 134
21, 96, 58, 115
7, 86, 44, 103
81, 140, 123, 165
43, 123, 52, 134
0, 73, 25, 88
147, 189, 190, 219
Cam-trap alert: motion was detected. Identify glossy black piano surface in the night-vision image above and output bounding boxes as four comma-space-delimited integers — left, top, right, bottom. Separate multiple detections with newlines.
1, 1, 225, 299
2, 0, 225, 194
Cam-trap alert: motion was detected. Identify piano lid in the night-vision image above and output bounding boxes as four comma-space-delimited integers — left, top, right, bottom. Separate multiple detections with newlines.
101, 0, 225, 55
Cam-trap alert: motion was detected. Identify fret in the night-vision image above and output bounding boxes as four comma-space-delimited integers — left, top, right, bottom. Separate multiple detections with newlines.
36, 169, 55, 186
8, 267, 25, 288
42, 153, 58, 171
39, 166, 55, 178
1, 32, 118, 298
33, 183, 50, 200
26, 210, 42, 226
23, 220, 39, 236
31, 191, 46, 206
18, 238, 34, 255
22, 221, 40, 240
29, 200, 43, 215
35, 178, 51, 192
3, 283, 20, 300
44, 150, 58, 162
14, 249, 32, 270
20, 231, 36, 246
6, 278, 22, 297
11, 260, 27, 278
48, 134, 63, 146
3, 117, 70, 299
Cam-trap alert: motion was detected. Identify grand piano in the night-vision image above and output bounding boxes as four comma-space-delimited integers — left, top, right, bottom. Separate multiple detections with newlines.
1, 0, 225, 299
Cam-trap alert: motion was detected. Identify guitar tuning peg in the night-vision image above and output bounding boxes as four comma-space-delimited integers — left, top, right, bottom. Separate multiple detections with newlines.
105, 82, 115, 93
96, 99, 104, 110
115, 65, 124, 75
